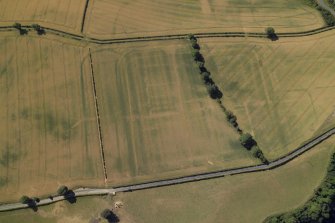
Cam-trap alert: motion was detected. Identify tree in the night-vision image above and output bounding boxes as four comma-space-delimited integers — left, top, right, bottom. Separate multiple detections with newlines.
13, 22, 27, 35
101, 209, 119, 222
191, 42, 200, 50
265, 27, 277, 40
13, 22, 22, 30
32, 24, 45, 35
187, 33, 197, 41
57, 185, 69, 196
192, 51, 203, 62
239, 133, 256, 149
226, 110, 237, 126
196, 61, 205, 69
20, 195, 31, 204
206, 84, 222, 99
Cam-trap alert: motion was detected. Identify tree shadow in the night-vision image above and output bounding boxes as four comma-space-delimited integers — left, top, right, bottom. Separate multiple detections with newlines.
268, 34, 278, 41
209, 88, 223, 100
199, 66, 208, 73
19, 29, 28, 35
37, 29, 46, 35
64, 190, 77, 204
106, 213, 120, 223
27, 200, 38, 212
192, 43, 200, 50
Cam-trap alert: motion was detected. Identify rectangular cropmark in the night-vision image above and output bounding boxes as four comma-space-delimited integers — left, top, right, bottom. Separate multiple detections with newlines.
91, 40, 259, 186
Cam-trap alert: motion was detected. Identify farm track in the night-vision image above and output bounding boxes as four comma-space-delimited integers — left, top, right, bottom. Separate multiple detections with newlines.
0, 127, 334, 212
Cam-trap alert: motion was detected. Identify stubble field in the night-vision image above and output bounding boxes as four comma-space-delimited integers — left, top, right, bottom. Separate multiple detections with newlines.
0, 33, 104, 202
0, 0, 87, 33
84, 0, 325, 38
200, 30, 335, 160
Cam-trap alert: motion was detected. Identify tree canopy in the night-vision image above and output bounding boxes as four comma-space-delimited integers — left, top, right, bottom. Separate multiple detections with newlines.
265, 152, 335, 222
20, 195, 31, 204
57, 185, 69, 196
239, 133, 256, 149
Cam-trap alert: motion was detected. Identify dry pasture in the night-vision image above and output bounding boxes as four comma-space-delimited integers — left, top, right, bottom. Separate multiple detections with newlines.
200, 30, 335, 159
91, 40, 259, 186
0, 33, 104, 202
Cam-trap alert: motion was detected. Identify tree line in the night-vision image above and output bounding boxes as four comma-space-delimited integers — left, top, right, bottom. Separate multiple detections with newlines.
13, 22, 45, 35
187, 34, 268, 164
19, 185, 119, 221
264, 152, 335, 222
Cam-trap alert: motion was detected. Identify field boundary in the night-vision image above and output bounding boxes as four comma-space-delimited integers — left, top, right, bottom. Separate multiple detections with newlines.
2, 25, 335, 45
0, 127, 334, 212
81, 0, 91, 33
88, 48, 108, 183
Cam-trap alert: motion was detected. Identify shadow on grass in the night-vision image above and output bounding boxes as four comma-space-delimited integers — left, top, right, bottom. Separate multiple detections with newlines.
64, 190, 77, 204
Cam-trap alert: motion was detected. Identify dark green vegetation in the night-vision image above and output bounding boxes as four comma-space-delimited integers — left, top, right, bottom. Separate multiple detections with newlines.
57, 185, 76, 203
265, 151, 335, 223
13, 22, 27, 35
57, 186, 69, 196
240, 133, 268, 164
304, 0, 335, 25
19, 195, 31, 204
188, 34, 267, 164
101, 209, 119, 222
265, 27, 278, 41
31, 24, 45, 35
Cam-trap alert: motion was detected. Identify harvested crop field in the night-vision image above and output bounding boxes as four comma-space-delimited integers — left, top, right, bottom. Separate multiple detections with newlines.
200, 30, 335, 160
91, 40, 259, 185
0, 34, 104, 202
0, 0, 87, 33
84, 0, 324, 38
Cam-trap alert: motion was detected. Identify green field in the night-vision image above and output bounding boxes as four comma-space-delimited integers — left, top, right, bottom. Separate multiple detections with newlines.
91, 40, 258, 186
1, 138, 332, 223
200, 31, 335, 159
84, 0, 325, 38
0, 33, 104, 202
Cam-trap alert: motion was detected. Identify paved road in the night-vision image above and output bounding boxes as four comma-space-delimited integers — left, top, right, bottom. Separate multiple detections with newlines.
1, 128, 334, 212
318, 0, 335, 17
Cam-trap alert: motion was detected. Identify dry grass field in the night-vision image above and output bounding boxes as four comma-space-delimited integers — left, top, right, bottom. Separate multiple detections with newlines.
0, 0, 87, 33
200, 30, 335, 160
91, 40, 259, 186
0, 33, 104, 202
1, 138, 333, 223
84, 0, 325, 38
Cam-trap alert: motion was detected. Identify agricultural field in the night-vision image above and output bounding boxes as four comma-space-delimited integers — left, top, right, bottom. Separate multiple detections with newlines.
0, 33, 104, 202
1, 0, 335, 222
0, 0, 87, 33
91, 40, 259, 186
200, 30, 335, 160
84, 0, 325, 38
1, 138, 333, 223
